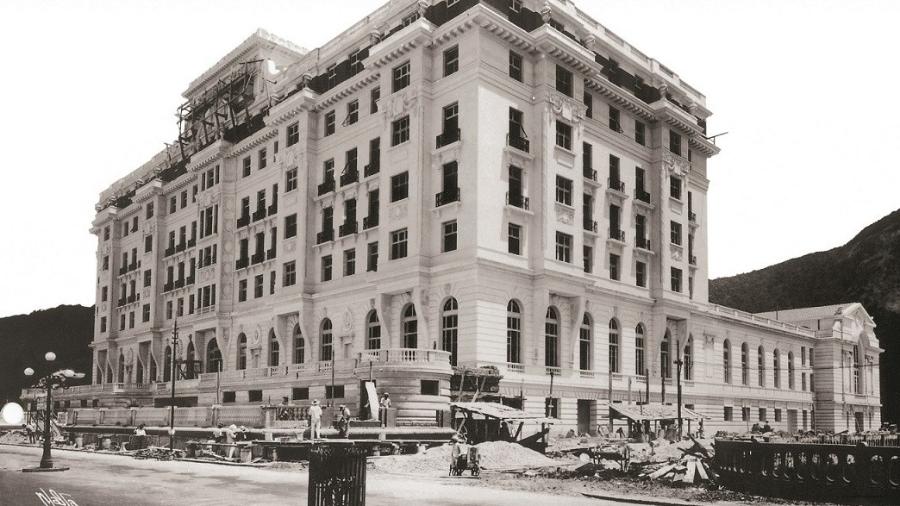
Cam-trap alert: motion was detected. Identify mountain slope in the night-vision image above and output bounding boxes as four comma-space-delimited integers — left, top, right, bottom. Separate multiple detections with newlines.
710, 209, 900, 424
0, 305, 94, 404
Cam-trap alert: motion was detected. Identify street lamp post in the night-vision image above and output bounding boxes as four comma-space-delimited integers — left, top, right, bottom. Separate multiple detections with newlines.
22, 352, 84, 473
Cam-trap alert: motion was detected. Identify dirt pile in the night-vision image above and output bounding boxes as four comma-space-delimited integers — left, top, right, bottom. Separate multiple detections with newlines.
0, 430, 27, 444
371, 441, 559, 475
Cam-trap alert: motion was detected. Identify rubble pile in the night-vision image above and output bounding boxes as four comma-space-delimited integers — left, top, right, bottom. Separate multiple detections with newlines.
371, 441, 558, 475
132, 446, 185, 461
637, 437, 717, 485
0, 430, 27, 444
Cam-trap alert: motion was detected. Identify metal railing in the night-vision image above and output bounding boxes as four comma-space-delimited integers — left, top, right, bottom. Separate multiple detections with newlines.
608, 178, 626, 193
363, 215, 379, 229
364, 160, 380, 178
316, 229, 334, 244
636, 237, 651, 250
435, 128, 460, 148
339, 221, 358, 237
636, 188, 651, 203
236, 214, 250, 228
435, 188, 461, 207
317, 178, 335, 196
583, 168, 598, 182
340, 168, 359, 187
505, 192, 529, 210
506, 133, 530, 152
609, 229, 626, 241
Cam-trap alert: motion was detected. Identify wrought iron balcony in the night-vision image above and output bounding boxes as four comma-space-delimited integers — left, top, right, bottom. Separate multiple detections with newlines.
316, 229, 334, 244
317, 178, 335, 196
339, 168, 359, 187
266, 247, 276, 261
236, 214, 250, 228
118, 265, 128, 275
689, 255, 698, 266
252, 208, 266, 222
185, 275, 195, 286
339, 221, 358, 237
608, 178, 626, 193
435, 187, 460, 207
435, 128, 460, 148
175, 242, 186, 253
636, 237, 651, 250
164, 246, 176, 257
174, 279, 185, 289
235, 257, 249, 270
364, 159, 380, 178
583, 219, 598, 233
267, 202, 278, 216
636, 188, 651, 203
162, 282, 173, 293
363, 215, 379, 230
117, 298, 127, 307
609, 229, 626, 242
506, 133, 530, 153
583, 168, 598, 182
505, 192, 529, 210
187, 238, 196, 248
251, 252, 265, 265
126, 294, 136, 304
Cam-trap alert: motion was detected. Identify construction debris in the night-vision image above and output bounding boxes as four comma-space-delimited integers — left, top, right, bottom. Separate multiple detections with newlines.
132, 446, 185, 461
638, 437, 717, 485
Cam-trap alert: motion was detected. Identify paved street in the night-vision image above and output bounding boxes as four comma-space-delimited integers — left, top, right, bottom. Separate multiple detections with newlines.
0, 445, 623, 506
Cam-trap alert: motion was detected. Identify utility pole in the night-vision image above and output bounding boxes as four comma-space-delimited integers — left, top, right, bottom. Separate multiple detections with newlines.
675, 341, 684, 439
169, 320, 179, 451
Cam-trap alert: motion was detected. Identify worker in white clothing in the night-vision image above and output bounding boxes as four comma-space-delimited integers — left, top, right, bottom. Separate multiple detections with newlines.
308, 400, 323, 440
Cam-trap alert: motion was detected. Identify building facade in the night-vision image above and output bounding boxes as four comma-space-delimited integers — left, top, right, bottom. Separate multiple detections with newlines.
61, 0, 880, 432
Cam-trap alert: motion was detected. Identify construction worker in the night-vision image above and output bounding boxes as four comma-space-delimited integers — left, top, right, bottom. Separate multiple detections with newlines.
338, 404, 351, 438
308, 400, 323, 440
379, 393, 391, 427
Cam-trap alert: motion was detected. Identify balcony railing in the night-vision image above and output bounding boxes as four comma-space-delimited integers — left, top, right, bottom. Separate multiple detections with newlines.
583, 168, 598, 182
636, 188, 651, 203
689, 255, 698, 265
689, 211, 698, 223
636, 237, 651, 250
251, 252, 265, 265
435, 128, 460, 148
164, 246, 176, 257
236, 214, 250, 228
506, 133, 530, 153
185, 275, 195, 286
116, 298, 127, 307
364, 159, 380, 178
339, 221, 358, 237
235, 257, 249, 270
317, 178, 335, 196
266, 247, 276, 261
174, 278, 185, 289
252, 208, 266, 222
608, 178, 626, 193
435, 187, 460, 207
267, 202, 278, 216
505, 192, 529, 210
126, 294, 136, 304
340, 168, 359, 187
316, 229, 334, 244
162, 282, 174, 292
356, 348, 451, 367
176, 242, 187, 253
187, 238, 196, 248
583, 219, 598, 233
609, 229, 626, 241
119, 266, 128, 275
363, 214, 379, 229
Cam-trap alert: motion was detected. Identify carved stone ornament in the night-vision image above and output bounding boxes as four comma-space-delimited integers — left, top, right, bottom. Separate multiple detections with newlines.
252, 326, 262, 347
556, 205, 573, 225
671, 246, 683, 262
549, 93, 586, 123
143, 222, 156, 235
417, 0, 429, 17
286, 314, 299, 333
540, 3, 552, 23
400, 292, 413, 306
368, 29, 383, 46
390, 203, 408, 221
285, 239, 296, 253
125, 348, 134, 365
662, 152, 689, 176
284, 149, 298, 166
103, 243, 111, 254
342, 307, 353, 332
383, 88, 419, 120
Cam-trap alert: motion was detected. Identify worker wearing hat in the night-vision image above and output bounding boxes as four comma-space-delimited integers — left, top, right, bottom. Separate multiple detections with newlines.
308, 400, 323, 440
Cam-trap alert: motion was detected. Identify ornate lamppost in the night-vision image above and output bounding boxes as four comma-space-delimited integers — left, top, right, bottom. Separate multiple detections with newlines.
22, 352, 85, 472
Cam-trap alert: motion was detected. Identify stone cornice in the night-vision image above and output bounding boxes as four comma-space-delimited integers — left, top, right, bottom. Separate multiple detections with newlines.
230, 128, 278, 158
312, 72, 381, 112
688, 135, 721, 157
652, 100, 703, 138
429, 14, 477, 48
366, 20, 434, 69
187, 139, 230, 172
474, 9, 537, 53
267, 88, 317, 127
584, 76, 654, 121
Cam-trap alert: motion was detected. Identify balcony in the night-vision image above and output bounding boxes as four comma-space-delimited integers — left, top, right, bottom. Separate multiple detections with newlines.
689, 255, 698, 266
435, 187, 460, 207
236, 214, 250, 228
317, 178, 335, 196
116, 298, 127, 307
363, 215, 379, 230
266, 247, 276, 261
583, 168, 598, 182
252, 208, 266, 222
364, 159, 380, 178
126, 294, 136, 304
636, 188, 651, 204
235, 257, 249, 270
356, 348, 452, 372
251, 252, 265, 265
176, 242, 186, 253
267, 202, 278, 216
185, 275, 195, 286
435, 128, 460, 148
118, 266, 128, 275
164, 246, 175, 257
609, 228, 626, 242
174, 278, 185, 289
340, 168, 359, 187
583, 219, 598, 233
316, 229, 334, 244
187, 238, 196, 248
506, 133, 530, 153
162, 282, 174, 292
608, 178, 626, 193
505, 192, 529, 210
339, 221, 358, 237
636, 237, 651, 250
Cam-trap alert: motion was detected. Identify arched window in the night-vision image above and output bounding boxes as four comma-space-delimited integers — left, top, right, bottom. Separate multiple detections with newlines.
136, 359, 144, 384
773, 349, 781, 388
608, 319, 620, 373
163, 346, 172, 382
545, 307, 559, 367
852, 345, 860, 394
723, 339, 732, 384
149, 358, 157, 383
366, 311, 381, 350
661, 330, 671, 379
506, 301, 522, 364
207, 338, 222, 373
684, 335, 693, 380
117, 353, 125, 383
237, 333, 247, 370
741, 343, 749, 385
441, 298, 459, 366
293, 325, 305, 364
635, 324, 646, 376
579, 313, 593, 371
185, 341, 196, 379
402, 304, 418, 349
320, 319, 333, 361
788, 351, 795, 390
758, 346, 766, 387
107, 364, 113, 384
269, 329, 280, 367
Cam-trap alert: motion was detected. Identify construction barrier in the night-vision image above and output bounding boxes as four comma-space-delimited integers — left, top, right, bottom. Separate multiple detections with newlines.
308, 444, 367, 506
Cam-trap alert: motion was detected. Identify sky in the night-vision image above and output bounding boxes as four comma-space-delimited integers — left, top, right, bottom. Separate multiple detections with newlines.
0, 0, 897, 318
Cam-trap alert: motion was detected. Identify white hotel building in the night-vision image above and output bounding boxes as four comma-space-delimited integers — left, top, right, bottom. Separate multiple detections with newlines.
72, 0, 880, 433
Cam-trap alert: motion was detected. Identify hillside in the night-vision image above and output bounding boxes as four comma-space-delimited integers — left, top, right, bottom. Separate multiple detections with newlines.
710, 209, 900, 424
0, 305, 94, 404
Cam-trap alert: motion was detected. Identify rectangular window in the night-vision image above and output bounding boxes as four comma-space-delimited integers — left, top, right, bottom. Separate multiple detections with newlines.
583, 245, 593, 273
555, 176, 572, 206
390, 229, 408, 260
555, 121, 572, 150
242, 156, 251, 178
254, 274, 263, 298
759, 408, 767, 422
555, 232, 572, 263
144, 235, 153, 253
283, 261, 296, 287
169, 197, 176, 214
367, 242, 378, 272
636, 261, 647, 287
286, 122, 299, 146
443, 45, 459, 76
258, 148, 267, 169
292, 387, 309, 401
222, 392, 236, 403
421, 380, 440, 396
670, 221, 682, 245
391, 115, 410, 146
285, 214, 297, 238
321, 255, 332, 281
390, 172, 409, 202
635, 121, 646, 146
609, 107, 621, 132
671, 267, 683, 293
742, 407, 750, 422
508, 51, 523, 81
774, 408, 782, 422
142, 304, 150, 323
100, 317, 107, 333
724, 407, 733, 422
143, 270, 152, 288
346, 99, 359, 125
325, 385, 345, 400
669, 130, 682, 155
180, 191, 187, 208
270, 270, 276, 295
555, 65, 573, 96
324, 110, 336, 136
101, 286, 108, 302
670, 176, 682, 200
442, 221, 458, 252
370, 86, 380, 114
285, 168, 298, 192
392, 61, 410, 92
507, 223, 522, 255
145, 202, 154, 219
165, 301, 173, 320
238, 279, 247, 302
344, 249, 356, 276
248, 390, 263, 402
609, 253, 620, 280
583, 90, 592, 118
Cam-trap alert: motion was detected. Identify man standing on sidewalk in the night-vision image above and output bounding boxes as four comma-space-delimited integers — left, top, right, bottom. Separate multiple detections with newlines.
308, 400, 323, 440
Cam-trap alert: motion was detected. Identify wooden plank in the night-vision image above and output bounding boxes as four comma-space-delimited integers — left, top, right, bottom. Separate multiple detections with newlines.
648, 463, 676, 479
696, 461, 709, 481
683, 460, 696, 483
